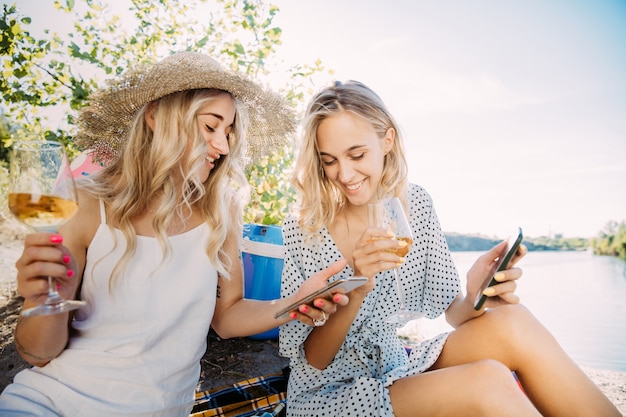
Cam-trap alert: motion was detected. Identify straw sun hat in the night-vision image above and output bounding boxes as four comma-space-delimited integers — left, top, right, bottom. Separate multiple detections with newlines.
75, 51, 296, 164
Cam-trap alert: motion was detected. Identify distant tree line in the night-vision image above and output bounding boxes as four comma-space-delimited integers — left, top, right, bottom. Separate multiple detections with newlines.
591, 221, 626, 260
447, 223, 626, 261
445, 233, 589, 252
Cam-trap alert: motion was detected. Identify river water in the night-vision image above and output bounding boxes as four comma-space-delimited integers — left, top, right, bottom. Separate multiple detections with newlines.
399, 250, 626, 373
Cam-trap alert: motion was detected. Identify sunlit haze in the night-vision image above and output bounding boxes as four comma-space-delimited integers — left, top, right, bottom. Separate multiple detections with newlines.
14, 0, 626, 239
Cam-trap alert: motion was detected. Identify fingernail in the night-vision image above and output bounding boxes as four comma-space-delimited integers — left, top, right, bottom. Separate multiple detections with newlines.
289, 312, 297, 319
50, 235, 63, 243
63, 255, 71, 264
333, 294, 342, 303
56, 283, 61, 290
483, 287, 496, 296
398, 241, 408, 247
67, 270, 74, 278
494, 272, 505, 282
300, 305, 309, 313
315, 300, 324, 308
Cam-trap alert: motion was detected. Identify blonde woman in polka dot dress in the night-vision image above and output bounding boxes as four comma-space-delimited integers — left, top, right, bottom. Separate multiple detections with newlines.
279, 81, 620, 416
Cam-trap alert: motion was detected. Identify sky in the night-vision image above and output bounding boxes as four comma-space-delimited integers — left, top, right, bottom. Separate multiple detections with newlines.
270, 0, 626, 239
12, 0, 626, 239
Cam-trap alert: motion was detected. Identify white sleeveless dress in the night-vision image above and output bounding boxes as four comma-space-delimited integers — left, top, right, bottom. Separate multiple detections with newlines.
0, 200, 218, 416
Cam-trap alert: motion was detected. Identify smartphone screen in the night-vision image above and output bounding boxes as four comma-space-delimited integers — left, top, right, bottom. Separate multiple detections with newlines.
473, 227, 523, 310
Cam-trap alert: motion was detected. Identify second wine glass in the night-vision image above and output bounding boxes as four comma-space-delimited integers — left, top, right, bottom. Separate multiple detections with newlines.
368, 197, 424, 326
8, 139, 86, 317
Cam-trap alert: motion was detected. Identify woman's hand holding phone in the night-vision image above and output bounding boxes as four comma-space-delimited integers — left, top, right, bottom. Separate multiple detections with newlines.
277, 259, 358, 327
275, 277, 367, 320
470, 227, 526, 311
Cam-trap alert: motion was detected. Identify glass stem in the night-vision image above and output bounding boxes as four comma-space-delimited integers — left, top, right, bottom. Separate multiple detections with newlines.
46, 276, 63, 303
393, 268, 407, 310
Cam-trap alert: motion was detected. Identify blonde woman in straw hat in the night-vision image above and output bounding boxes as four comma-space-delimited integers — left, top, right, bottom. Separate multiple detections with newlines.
279, 80, 620, 416
0, 52, 347, 416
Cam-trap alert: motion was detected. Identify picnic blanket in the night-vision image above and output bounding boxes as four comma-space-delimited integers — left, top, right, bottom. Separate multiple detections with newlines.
189, 351, 525, 417
190, 371, 287, 417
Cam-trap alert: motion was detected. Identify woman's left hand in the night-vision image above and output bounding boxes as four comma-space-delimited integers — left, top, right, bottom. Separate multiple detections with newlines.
466, 241, 527, 309
289, 259, 350, 327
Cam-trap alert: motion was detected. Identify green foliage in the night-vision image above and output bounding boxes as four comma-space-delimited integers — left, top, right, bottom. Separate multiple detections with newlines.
0, 113, 11, 164
592, 220, 626, 260
523, 235, 589, 251
243, 144, 296, 225
0, 165, 7, 220
0, 3, 86, 155
0, 0, 333, 225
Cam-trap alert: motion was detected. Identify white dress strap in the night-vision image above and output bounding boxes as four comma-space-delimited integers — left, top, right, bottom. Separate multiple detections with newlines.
99, 199, 107, 225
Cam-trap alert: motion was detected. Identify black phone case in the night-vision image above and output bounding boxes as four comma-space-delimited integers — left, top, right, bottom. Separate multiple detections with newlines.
473, 228, 523, 310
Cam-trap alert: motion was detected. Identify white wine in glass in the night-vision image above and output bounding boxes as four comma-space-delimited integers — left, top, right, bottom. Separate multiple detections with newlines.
8, 140, 86, 317
368, 197, 424, 326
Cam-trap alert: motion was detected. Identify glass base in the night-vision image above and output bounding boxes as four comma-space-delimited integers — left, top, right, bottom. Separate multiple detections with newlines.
21, 299, 87, 317
385, 309, 424, 326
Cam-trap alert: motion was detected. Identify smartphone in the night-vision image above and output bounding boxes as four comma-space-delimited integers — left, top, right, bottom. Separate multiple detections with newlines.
473, 227, 524, 310
274, 276, 368, 319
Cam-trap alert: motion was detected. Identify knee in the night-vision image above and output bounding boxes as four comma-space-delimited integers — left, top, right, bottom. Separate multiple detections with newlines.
486, 303, 531, 324
469, 360, 524, 399
466, 360, 528, 413
490, 304, 562, 357
483, 304, 541, 341
470, 359, 515, 383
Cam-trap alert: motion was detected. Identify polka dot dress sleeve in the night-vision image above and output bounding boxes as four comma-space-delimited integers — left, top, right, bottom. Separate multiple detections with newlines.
403, 184, 461, 319
278, 215, 314, 360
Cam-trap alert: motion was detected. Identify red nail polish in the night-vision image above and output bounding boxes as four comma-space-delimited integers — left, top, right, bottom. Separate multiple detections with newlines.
63, 255, 71, 263
333, 295, 342, 302
56, 283, 61, 290
315, 300, 323, 308
67, 270, 74, 278
50, 235, 63, 243
301, 305, 309, 313
289, 312, 297, 319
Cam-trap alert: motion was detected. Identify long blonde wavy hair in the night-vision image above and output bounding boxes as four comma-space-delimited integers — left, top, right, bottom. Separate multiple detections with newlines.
292, 81, 409, 236
79, 89, 248, 286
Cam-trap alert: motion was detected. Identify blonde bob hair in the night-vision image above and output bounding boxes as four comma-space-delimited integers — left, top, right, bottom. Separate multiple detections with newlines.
292, 80, 409, 236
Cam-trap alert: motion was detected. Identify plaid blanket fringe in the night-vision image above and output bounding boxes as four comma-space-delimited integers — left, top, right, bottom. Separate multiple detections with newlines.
190, 372, 287, 417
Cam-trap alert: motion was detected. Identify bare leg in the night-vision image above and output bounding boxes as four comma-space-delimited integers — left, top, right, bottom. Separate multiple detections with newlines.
430, 304, 620, 417
389, 359, 541, 417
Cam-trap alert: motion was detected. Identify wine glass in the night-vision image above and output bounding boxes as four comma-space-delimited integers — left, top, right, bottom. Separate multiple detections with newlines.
8, 139, 86, 317
368, 197, 424, 325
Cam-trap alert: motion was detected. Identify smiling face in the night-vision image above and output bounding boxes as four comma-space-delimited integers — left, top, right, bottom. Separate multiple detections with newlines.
316, 111, 395, 207
194, 92, 236, 183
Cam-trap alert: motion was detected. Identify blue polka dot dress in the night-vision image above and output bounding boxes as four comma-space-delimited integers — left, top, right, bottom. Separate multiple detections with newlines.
279, 184, 461, 416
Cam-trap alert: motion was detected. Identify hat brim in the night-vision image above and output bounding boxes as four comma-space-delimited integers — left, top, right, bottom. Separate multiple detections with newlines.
75, 52, 295, 164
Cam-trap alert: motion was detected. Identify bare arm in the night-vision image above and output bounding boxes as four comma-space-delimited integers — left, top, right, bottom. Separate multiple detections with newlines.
211, 224, 348, 339
13, 191, 96, 366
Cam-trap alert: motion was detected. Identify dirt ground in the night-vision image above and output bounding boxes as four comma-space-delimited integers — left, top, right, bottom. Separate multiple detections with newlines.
0, 218, 624, 414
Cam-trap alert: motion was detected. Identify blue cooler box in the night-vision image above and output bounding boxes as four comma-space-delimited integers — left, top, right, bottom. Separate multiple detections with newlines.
242, 224, 284, 340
